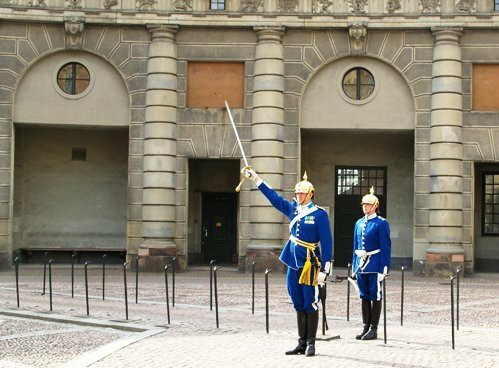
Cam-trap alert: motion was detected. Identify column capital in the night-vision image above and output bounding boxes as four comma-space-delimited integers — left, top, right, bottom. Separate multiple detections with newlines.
147, 25, 179, 41
431, 27, 463, 42
253, 26, 285, 42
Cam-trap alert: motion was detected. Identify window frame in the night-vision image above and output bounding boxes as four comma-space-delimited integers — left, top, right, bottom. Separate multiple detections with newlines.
341, 67, 375, 101
56, 62, 91, 96
482, 171, 499, 236
210, 0, 225, 10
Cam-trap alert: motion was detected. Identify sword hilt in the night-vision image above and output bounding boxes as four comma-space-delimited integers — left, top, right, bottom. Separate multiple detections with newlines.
235, 177, 245, 192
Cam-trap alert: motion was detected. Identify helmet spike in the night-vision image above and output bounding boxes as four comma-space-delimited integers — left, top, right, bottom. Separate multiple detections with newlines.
369, 186, 375, 195
303, 171, 308, 181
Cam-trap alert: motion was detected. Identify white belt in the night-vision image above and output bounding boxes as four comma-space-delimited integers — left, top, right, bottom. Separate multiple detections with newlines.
355, 248, 381, 261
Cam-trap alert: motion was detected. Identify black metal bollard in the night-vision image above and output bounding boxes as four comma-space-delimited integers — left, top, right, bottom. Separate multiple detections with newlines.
14, 256, 20, 308
71, 253, 76, 298
102, 254, 107, 301
123, 262, 128, 320
252, 261, 257, 315
265, 268, 272, 334
84, 261, 90, 316
456, 268, 461, 331
42, 251, 49, 295
209, 259, 216, 311
347, 263, 351, 321
48, 259, 54, 311
383, 275, 388, 344
451, 275, 456, 350
214, 265, 220, 328
164, 264, 171, 324
172, 257, 177, 307
135, 255, 139, 304
401, 266, 406, 326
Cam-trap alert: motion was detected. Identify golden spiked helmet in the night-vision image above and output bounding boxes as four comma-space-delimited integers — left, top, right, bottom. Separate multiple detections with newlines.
294, 171, 314, 195
361, 186, 379, 206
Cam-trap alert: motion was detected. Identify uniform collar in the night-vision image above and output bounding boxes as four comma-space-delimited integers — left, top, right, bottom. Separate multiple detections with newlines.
297, 201, 314, 213
364, 213, 377, 221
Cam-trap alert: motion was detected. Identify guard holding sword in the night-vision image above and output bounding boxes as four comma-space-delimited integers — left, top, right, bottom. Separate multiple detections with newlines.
242, 167, 333, 357
352, 187, 391, 341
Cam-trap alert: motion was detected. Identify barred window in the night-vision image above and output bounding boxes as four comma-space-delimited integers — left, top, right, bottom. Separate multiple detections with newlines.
210, 0, 225, 10
483, 173, 499, 235
342, 67, 375, 101
57, 62, 90, 95
495, 1, 499, 11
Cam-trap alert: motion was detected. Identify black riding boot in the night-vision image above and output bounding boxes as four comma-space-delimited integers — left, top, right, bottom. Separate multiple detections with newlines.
356, 299, 372, 340
305, 310, 319, 357
362, 300, 382, 340
285, 312, 308, 355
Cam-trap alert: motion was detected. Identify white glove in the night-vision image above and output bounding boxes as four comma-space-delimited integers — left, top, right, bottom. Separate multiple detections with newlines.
241, 167, 258, 181
377, 272, 387, 282
317, 271, 327, 286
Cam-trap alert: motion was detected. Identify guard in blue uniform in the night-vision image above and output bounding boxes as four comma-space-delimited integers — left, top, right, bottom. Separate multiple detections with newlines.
243, 168, 333, 357
352, 187, 391, 340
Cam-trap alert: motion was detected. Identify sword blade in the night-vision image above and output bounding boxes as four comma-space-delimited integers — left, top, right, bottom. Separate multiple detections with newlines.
225, 100, 249, 168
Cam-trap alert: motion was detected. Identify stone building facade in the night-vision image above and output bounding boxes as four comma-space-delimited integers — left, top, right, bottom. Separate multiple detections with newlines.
1, 0, 499, 275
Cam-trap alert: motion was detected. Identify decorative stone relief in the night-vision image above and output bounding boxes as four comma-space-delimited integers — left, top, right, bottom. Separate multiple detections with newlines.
349, 23, 367, 55
277, 0, 298, 12
136, 0, 156, 11
173, 0, 192, 11
420, 0, 440, 13
242, 0, 263, 12
455, 0, 475, 12
64, 16, 84, 50
28, 0, 47, 7
313, 0, 333, 13
0, 0, 12, 4
66, 0, 82, 8
348, 0, 368, 14
103, 0, 118, 9
386, 0, 401, 13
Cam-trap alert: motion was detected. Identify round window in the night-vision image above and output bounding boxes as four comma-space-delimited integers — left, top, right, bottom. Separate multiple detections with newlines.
57, 62, 90, 95
342, 67, 375, 101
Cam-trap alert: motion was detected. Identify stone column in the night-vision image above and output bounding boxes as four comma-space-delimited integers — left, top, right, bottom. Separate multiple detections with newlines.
138, 25, 179, 271
246, 26, 285, 272
426, 28, 464, 276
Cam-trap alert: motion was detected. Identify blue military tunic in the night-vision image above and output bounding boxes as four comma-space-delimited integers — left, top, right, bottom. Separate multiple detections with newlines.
352, 213, 391, 300
257, 180, 333, 312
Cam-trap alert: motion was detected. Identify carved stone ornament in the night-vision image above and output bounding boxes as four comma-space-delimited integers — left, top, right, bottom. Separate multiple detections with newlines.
313, 0, 334, 14
0, 0, 12, 4
173, 0, 192, 11
420, 0, 440, 13
64, 16, 85, 50
455, 0, 475, 12
242, 0, 263, 12
136, 0, 156, 11
103, 0, 118, 9
277, 0, 298, 12
386, 0, 401, 13
28, 0, 47, 7
349, 24, 367, 56
66, 0, 82, 8
349, 0, 368, 14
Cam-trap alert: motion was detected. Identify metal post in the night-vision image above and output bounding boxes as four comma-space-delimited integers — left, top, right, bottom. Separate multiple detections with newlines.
265, 268, 272, 334
401, 266, 406, 326
172, 257, 177, 307
164, 264, 171, 324
14, 256, 20, 308
135, 255, 139, 304
214, 265, 220, 328
48, 259, 53, 312
71, 253, 76, 298
123, 262, 128, 320
42, 251, 49, 295
252, 261, 257, 315
451, 275, 456, 350
456, 268, 461, 331
347, 263, 351, 321
209, 259, 216, 311
383, 275, 387, 344
102, 253, 107, 300
84, 261, 90, 316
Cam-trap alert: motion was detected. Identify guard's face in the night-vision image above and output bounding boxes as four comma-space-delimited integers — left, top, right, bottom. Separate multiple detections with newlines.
362, 202, 378, 216
296, 192, 312, 205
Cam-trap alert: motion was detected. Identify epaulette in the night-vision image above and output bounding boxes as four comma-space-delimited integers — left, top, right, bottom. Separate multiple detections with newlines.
378, 216, 387, 221
316, 205, 328, 214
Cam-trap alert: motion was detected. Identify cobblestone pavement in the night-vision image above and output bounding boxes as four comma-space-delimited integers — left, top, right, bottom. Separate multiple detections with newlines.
0, 265, 498, 367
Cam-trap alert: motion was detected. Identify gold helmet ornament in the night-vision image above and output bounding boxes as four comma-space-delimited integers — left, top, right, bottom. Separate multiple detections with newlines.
361, 186, 379, 206
295, 171, 314, 196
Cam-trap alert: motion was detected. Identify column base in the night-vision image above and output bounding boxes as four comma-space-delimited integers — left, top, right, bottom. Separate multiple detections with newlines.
425, 246, 464, 277
132, 240, 184, 272
245, 243, 286, 273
